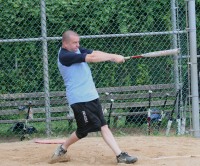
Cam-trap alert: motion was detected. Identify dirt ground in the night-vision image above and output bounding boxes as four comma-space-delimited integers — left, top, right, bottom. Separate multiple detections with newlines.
1, 135, 200, 166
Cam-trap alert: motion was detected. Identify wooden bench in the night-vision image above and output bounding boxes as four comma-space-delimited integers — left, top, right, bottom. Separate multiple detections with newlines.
0, 83, 176, 128
98, 83, 176, 126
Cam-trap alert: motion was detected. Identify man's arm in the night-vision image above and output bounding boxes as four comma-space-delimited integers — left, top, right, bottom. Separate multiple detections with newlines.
85, 51, 125, 63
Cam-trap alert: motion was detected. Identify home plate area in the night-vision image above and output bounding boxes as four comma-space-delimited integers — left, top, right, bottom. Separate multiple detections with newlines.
1, 136, 200, 166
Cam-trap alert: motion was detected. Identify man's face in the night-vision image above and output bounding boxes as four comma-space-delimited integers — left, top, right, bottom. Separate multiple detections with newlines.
66, 35, 80, 52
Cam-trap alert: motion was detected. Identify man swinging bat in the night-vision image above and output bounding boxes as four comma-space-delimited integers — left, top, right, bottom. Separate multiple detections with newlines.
50, 30, 138, 164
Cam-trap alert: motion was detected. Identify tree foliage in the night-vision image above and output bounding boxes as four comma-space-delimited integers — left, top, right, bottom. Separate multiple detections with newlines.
0, 0, 193, 93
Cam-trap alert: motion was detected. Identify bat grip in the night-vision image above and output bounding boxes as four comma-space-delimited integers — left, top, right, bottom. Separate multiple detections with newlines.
124, 55, 142, 60
124, 56, 131, 60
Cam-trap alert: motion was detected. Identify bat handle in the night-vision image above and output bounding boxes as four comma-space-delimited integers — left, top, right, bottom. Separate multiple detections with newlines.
124, 55, 141, 60
124, 56, 131, 60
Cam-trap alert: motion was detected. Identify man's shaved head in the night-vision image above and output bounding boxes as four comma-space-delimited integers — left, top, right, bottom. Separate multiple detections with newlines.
61, 30, 80, 52
62, 30, 79, 43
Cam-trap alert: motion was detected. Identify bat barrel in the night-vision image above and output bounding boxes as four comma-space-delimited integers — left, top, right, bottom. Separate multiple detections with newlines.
124, 48, 180, 60
143, 48, 179, 57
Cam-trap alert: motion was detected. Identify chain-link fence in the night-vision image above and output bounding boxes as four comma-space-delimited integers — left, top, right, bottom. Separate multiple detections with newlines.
0, 0, 199, 141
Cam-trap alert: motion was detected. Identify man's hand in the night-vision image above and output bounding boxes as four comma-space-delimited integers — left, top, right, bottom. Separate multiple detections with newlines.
112, 55, 125, 63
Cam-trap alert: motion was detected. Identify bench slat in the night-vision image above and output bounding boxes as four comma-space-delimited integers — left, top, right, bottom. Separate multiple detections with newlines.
0, 91, 66, 100
0, 84, 174, 100
100, 92, 175, 101
0, 110, 174, 124
0, 98, 68, 107
0, 116, 74, 124
0, 106, 71, 116
97, 83, 175, 93
0, 92, 175, 108
102, 100, 174, 109
0, 99, 173, 116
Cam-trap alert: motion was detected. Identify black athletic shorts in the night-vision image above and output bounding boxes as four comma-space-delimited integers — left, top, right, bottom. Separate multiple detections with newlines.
70, 98, 107, 134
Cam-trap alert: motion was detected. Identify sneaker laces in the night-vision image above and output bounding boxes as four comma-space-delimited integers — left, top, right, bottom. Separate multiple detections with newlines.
54, 145, 67, 156
122, 152, 130, 156
117, 152, 128, 158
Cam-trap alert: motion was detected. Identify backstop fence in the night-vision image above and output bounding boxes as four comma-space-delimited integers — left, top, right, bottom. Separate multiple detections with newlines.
0, 0, 199, 141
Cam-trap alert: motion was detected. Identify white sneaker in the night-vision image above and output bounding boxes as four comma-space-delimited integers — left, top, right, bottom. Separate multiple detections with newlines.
49, 145, 68, 164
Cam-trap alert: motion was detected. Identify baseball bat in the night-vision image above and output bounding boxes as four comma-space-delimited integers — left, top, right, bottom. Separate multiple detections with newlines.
166, 89, 180, 136
176, 91, 181, 135
21, 101, 32, 141
157, 93, 169, 131
106, 92, 114, 127
180, 94, 188, 135
124, 48, 179, 60
147, 90, 152, 135
26, 101, 32, 120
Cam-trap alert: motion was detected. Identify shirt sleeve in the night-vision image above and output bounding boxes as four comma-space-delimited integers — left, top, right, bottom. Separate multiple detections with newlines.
79, 47, 93, 54
59, 47, 93, 66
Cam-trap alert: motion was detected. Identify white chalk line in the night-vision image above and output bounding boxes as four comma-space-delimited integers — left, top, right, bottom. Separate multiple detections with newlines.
152, 155, 200, 160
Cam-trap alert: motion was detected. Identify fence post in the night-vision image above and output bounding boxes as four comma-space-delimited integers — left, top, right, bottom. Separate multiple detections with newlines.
40, 0, 51, 136
171, 0, 180, 114
188, 0, 200, 138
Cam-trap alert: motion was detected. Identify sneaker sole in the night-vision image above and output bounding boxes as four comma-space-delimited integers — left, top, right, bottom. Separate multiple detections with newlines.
117, 158, 138, 164
49, 155, 70, 164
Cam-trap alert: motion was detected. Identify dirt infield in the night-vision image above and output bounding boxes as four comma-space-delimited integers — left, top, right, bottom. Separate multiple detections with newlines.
1, 136, 200, 166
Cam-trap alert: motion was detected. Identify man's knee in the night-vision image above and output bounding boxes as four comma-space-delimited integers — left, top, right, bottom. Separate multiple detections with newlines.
76, 131, 88, 139
101, 124, 109, 130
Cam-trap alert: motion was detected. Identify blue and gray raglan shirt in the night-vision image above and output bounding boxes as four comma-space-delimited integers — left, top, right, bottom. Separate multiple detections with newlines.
58, 47, 99, 105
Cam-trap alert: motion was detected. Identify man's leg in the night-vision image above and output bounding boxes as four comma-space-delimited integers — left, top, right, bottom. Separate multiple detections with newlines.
101, 125, 138, 164
50, 132, 79, 163
100, 125, 121, 155
62, 131, 80, 150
